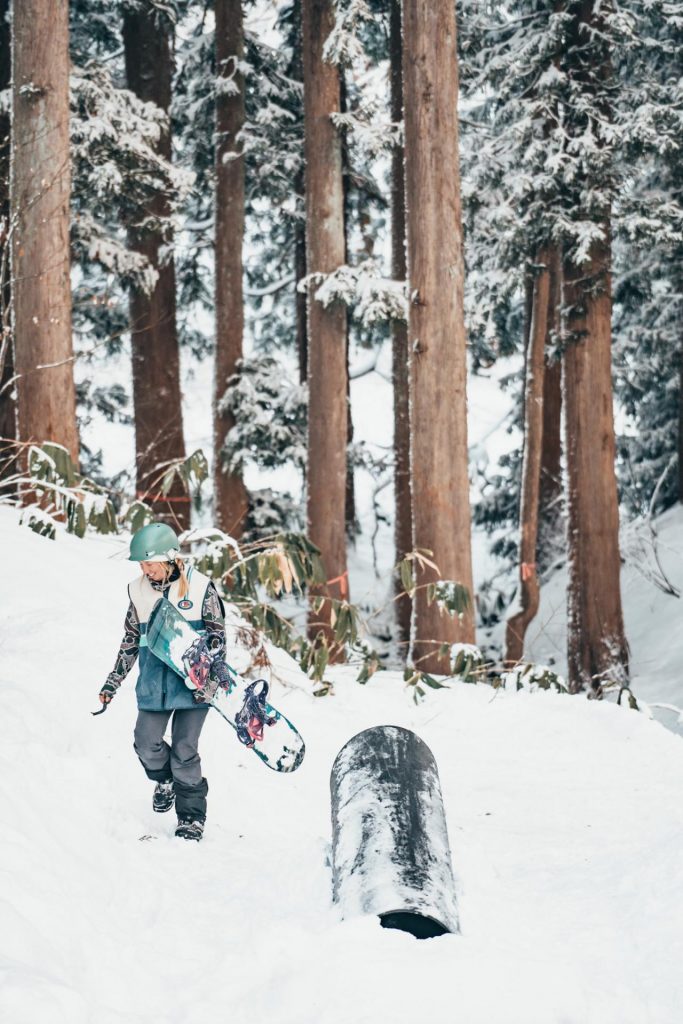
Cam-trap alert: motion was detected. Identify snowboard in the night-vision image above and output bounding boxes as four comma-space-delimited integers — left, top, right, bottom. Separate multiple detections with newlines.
146, 597, 305, 773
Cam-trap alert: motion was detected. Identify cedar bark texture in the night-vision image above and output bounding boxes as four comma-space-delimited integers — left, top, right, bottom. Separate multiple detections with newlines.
339, 74, 358, 539
390, 0, 412, 647
213, 0, 249, 536
345, 343, 357, 536
295, 180, 308, 384
538, 251, 563, 570
403, 0, 475, 671
11, 0, 79, 464
123, 8, 188, 529
505, 250, 552, 664
563, 235, 628, 692
0, 0, 15, 480
302, 0, 349, 650
562, 0, 628, 693
292, 7, 308, 386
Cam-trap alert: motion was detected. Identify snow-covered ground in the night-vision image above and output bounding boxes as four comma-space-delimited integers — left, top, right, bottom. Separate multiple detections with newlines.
523, 503, 683, 735
1, 506, 682, 1024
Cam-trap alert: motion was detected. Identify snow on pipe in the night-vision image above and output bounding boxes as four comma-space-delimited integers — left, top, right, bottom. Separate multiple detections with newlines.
330, 726, 458, 939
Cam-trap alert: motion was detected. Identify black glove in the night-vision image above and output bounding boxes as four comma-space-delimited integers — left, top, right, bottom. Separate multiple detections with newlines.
193, 654, 234, 702
99, 680, 117, 705
209, 656, 234, 691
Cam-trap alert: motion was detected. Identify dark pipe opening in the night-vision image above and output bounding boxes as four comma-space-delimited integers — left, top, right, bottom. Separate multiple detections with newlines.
379, 912, 450, 940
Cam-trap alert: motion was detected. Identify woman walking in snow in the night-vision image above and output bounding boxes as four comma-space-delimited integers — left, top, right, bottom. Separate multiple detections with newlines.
99, 522, 225, 842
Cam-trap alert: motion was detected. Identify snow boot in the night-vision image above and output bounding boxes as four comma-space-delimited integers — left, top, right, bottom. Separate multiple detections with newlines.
153, 780, 175, 813
175, 817, 205, 842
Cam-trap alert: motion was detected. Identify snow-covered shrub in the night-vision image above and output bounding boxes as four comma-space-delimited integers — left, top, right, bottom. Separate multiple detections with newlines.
14, 443, 118, 539
5, 443, 210, 542
19, 506, 58, 541
450, 643, 487, 682
186, 527, 364, 681
430, 580, 472, 619
616, 686, 640, 711
403, 667, 449, 705
502, 663, 568, 694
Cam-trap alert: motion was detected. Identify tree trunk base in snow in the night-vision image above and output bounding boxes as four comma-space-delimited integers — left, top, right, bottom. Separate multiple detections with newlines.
330, 726, 458, 939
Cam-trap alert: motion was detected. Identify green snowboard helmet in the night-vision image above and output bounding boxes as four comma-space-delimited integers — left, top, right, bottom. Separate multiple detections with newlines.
129, 522, 181, 562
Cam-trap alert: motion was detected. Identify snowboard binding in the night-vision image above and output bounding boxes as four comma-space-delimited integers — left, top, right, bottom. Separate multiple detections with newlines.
235, 680, 279, 747
208, 651, 237, 696
182, 638, 212, 692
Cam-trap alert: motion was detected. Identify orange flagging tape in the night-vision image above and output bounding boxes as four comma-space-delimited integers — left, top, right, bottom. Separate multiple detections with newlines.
326, 570, 350, 601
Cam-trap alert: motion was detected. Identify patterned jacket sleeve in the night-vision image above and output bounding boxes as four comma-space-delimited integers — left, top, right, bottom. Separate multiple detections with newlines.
104, 601, 140, 692
202, 581, 226, 658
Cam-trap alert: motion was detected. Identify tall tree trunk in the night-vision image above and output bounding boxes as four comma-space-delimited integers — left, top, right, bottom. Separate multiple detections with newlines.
390, 0, 412, 648
213, 0, 249, 536
0, 0, 16, 484
562, 0, 627, 694
123, 8, 188, 530
11, 0, 79, 466
538, 251, 563, 570
295, 173, 308, 385
291, 3, 308, 386
563, 234, 628, 693
505, 248, 552, 664
302, 0, 349, 652
340, 73, 357, 539
403, 0, 475, 672
345, 343, 357, 537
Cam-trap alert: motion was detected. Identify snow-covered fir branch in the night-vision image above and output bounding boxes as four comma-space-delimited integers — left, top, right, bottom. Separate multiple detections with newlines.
323, 0, 374, 67
219, 356, 308, 475
71, 213, 158, 295
331, 103, 401, 158
216, 58, 250, 98
71, 63, 194, 244
300, 261, 407, 326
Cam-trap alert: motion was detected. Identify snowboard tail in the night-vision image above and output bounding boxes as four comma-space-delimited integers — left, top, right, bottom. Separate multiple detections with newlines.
146, 598, 305, 773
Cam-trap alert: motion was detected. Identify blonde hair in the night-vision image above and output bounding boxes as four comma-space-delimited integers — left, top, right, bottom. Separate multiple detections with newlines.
175, 559, 190, 599
141, 558, 190, 599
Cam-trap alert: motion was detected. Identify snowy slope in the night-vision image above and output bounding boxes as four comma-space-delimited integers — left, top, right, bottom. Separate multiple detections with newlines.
523, 503, 683, 734
1, 506, 683, 1024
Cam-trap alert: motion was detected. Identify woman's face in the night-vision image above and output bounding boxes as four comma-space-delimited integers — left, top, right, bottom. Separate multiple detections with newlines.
140, 560, 168, 582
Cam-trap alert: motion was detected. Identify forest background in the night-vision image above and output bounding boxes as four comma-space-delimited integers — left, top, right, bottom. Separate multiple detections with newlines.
1, 0, 682, 712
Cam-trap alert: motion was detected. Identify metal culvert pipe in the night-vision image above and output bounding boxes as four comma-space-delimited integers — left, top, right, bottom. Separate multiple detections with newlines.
330, 725, 458, 938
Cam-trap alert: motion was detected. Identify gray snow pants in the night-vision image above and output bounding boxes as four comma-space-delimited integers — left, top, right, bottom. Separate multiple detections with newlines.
134, 708, 209, 820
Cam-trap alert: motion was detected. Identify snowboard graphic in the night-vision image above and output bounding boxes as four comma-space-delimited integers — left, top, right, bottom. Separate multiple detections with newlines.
146, 598, 305, 773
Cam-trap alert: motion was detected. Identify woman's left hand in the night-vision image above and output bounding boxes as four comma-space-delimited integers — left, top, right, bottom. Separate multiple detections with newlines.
99, 682, 117, 704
